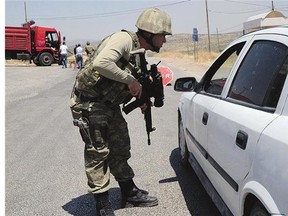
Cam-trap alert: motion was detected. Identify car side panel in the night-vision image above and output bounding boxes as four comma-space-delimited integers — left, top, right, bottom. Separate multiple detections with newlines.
246, 115, 288, 215
183, 93, 220, 180
206, 101, 277, 215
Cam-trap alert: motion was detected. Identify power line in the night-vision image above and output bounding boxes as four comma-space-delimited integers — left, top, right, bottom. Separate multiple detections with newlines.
209, 1, 288, 33
32, 0, 191, 21
209, 7, 268, 15
209, 0, 274, 15
223, 0, 271, 8
218, 23, 243, 33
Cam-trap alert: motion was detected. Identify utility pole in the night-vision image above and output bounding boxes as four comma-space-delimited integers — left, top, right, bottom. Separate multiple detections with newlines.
24, 2, 28, 22
205, 0, 211, 54
216, 28, 220, 52
272, 0, 274, 11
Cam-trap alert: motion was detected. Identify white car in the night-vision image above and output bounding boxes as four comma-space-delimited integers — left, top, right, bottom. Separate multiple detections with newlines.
174, 26, 288, 216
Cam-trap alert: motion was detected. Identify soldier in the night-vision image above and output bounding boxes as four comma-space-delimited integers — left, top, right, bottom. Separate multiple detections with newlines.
70, 8, 172, 216
85, 41, 95, 58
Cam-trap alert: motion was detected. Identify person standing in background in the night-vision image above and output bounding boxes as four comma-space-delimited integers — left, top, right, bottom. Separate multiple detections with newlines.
74, 44, 78, 62
75, 44, 83, 69
60, 41, 68, 68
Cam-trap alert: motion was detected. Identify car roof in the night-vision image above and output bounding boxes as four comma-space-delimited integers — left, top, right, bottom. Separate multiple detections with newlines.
245, 25, 288, 36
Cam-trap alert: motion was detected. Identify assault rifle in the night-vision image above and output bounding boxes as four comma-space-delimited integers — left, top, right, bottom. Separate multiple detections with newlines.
122, 48, 164, 145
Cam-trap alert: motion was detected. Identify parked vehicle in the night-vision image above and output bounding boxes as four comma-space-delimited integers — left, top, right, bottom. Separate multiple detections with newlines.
5, 20, 62, 66
174, 26, 288, 216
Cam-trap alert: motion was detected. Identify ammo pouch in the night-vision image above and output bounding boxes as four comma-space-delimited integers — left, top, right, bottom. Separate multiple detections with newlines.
71, 30, 140, 111
73, 59, 134, 108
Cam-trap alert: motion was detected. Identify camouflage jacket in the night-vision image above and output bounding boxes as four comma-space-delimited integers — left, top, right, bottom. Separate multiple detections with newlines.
70, 30, 141, 110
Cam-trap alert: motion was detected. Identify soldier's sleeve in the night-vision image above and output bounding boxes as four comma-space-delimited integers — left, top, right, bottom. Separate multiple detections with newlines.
92, 32, 136, 84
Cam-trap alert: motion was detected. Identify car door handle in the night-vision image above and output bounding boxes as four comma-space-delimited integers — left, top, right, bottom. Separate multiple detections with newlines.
236, 130, 248, 150
202, 112, 209, 125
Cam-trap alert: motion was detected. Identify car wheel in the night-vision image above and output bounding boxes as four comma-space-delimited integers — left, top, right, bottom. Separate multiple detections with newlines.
178, 116, 189, 167
249, 201, 269, 216
39, 52, 53, 66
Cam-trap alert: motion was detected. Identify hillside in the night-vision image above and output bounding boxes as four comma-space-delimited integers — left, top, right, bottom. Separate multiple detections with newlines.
131, 32, 239, 66
160, 32, 242, 53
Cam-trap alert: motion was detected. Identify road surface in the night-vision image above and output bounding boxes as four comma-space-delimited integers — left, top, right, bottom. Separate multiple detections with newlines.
5, 58, 221, 216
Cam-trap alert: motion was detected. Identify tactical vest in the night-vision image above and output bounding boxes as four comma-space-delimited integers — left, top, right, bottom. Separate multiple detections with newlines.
85, 45, 94, 56
72, 30, 141, 108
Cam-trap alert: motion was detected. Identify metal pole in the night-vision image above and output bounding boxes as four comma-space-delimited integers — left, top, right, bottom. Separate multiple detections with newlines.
196, 41, 198, 62
24, 2, 28, 22
205, 0, 211, 54
194, 41, 196, 62
216, 28, 220, 52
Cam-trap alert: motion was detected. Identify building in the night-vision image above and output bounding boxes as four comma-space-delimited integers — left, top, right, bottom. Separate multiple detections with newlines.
243, 10, 288, 34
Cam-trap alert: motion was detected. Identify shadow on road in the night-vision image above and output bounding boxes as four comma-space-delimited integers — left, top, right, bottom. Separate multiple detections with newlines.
167, 148, 221, 216
62, 148, 221, 216
62, 188, 122, 216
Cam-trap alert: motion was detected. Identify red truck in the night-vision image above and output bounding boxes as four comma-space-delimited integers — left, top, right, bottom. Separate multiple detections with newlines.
5, 20, 62, 66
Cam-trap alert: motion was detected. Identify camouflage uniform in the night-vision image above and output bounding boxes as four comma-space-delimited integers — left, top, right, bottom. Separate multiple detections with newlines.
82, 102, 133, 193
85, 44, 94, 57
70, 8, 172, 215
70, 30, 141, 194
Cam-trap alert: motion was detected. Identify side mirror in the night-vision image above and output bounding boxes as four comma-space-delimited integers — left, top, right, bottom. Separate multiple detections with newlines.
174, 77, 197, 92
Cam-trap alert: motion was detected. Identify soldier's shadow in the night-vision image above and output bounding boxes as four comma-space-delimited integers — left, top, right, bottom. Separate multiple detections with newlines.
62, 188, 121, 216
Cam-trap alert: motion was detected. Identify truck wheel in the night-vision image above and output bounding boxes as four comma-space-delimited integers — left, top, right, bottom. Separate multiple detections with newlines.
39, 52, 53, 66
249, 201, 269, 216
178, 116, 189, 167
33, 57, 40, 66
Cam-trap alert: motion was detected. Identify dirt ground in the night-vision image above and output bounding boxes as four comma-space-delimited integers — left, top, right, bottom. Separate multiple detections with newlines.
5, 55, 208, 71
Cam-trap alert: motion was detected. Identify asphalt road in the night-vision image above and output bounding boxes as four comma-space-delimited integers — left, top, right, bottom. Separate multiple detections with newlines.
5, 59, 221, 216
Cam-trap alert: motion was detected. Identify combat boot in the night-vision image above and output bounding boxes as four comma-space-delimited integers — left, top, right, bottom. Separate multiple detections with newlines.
131, 179, 149, 195
118, 180, 158, 208
94, 192, 115, 216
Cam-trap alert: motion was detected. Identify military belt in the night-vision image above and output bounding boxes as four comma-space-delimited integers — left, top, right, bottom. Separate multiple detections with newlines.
74, 88, 98, 102
74, 88, 113, 106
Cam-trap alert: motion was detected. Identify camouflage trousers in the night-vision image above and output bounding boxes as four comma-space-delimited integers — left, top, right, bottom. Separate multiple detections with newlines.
75, 102, 135, 194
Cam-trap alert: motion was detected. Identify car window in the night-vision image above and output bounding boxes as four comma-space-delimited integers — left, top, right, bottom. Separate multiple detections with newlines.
228, 40, 288, 109
203, 42, 245, 96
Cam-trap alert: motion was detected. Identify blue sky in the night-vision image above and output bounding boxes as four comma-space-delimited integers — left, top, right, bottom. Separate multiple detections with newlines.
5, 0, 288, 44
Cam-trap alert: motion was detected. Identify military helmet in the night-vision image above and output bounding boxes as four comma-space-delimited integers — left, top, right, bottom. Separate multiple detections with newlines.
86, 41, 90, 45
136, 8, 172, 35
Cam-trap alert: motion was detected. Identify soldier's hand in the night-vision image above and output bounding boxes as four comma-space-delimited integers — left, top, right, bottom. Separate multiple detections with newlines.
128, 80, 142, 99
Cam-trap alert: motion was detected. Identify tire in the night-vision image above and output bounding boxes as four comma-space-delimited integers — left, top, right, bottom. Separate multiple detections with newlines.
39, 52, 53, 66
178, 116, 189, 167
249, 201, 270, 216
33, 57, 40, 66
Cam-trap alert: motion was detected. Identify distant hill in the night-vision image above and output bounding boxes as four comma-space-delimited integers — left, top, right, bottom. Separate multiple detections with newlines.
159, 32, 242, 54
69, 32, 241, 51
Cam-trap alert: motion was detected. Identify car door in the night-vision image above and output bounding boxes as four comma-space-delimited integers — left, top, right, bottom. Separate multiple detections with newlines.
206, 34, 288, 215
185, 40, 247, 175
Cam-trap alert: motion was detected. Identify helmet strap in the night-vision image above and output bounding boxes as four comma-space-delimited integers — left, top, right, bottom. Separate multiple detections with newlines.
138, 30, 160, 53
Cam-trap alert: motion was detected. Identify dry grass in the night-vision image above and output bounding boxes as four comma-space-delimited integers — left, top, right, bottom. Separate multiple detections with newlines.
151, 32, 242, 66
154, 50, 220, 66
